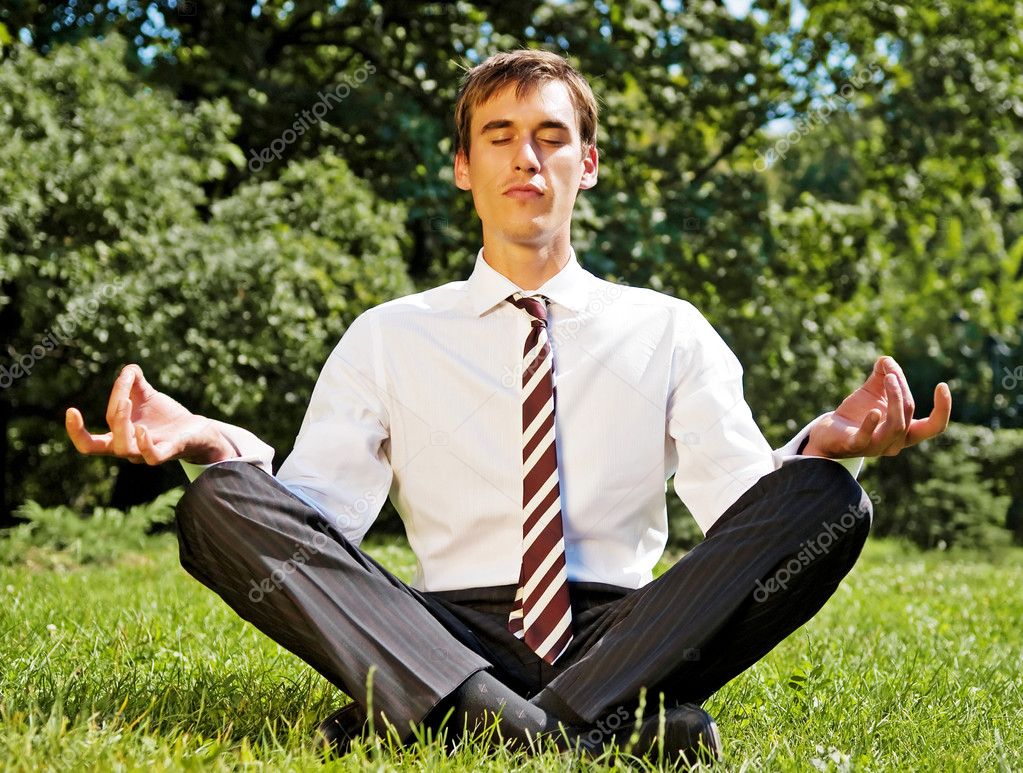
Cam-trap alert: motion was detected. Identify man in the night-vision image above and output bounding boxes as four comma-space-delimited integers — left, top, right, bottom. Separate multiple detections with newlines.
66, 50, 951, 766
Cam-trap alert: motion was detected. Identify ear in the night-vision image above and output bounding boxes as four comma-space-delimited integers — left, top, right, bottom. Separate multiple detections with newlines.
578, 144, 599, 191
454, 148, 472, 191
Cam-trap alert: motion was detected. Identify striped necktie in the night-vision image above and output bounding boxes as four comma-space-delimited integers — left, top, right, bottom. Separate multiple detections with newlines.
505, 292, 574, 665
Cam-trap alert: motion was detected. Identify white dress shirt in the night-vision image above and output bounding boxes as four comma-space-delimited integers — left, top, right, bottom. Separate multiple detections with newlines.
183, 247, 861, 592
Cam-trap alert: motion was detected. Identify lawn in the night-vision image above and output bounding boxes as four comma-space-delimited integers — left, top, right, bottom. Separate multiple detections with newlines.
1, 523, 1021, 771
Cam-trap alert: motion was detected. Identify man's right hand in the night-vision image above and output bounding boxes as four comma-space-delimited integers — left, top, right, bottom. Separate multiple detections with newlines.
66, 364, 237, 466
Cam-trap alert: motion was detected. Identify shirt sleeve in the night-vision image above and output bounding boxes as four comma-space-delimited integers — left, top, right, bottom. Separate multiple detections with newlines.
666, 303, 861, 535
667, 303, 775, 534
273, 311, 393, 546
178, 420, 276, 481
180, 310, 393, 547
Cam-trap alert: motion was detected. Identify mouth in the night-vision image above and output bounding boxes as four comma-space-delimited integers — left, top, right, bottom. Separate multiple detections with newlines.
503, 183, 545, 200
504, 189, 543, 200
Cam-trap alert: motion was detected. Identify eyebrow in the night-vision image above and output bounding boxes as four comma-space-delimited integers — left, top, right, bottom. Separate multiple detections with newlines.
479, 119, 572, 134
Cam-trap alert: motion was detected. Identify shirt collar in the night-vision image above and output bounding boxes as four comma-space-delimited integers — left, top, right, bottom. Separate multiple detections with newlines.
465, 246, 593, 317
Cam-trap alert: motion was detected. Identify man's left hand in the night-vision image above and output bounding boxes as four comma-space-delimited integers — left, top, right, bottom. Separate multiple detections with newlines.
803, 356, 952, 459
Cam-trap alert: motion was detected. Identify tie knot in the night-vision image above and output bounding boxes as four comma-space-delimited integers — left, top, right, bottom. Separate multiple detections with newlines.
508, 292, 549, 325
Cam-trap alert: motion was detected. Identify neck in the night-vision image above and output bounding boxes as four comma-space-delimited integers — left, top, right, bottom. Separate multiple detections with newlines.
480, 233, 571, 290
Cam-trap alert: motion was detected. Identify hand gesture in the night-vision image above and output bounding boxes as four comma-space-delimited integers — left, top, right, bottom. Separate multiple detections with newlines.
66, 364, 235, 466
804, 356, 952, 459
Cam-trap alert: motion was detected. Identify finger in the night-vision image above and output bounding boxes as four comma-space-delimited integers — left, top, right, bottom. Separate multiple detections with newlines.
105, 364, 142, 428
873, 374, 907, 454
906, 382, 953, 446
881, 356, 915, 427
129, 365, 157, 404
65, 407, 114, 455
110, 397, 140, 458
862, 356, 889, 395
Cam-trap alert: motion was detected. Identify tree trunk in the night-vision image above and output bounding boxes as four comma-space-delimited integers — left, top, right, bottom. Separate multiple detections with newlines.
0, 393, 12, 526
109, 459, 185, 512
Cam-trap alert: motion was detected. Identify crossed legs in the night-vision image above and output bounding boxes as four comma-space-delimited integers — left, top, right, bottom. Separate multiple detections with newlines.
174, 457, 870, 747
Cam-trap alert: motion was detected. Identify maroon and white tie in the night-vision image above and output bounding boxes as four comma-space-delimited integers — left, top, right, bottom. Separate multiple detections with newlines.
505, 292, 574, 665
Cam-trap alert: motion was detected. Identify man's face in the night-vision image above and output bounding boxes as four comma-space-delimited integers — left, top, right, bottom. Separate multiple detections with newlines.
454, 80, 598, 248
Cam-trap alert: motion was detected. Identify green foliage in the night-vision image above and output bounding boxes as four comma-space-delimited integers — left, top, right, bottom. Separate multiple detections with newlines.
2, 3, 1023, 535
666, 484, 705, 549
0, 488, 181, 567
861, 423, 1023, 549
0, 36, 413, 514
759, 0, 1023, 432
116, 152, 414, 455
904, 458, 1011, 550
0, 35, 233, 513
989, 428, 1023, 542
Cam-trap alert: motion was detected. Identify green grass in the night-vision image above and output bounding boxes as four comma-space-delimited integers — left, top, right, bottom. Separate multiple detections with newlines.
1, 529, 1021, 771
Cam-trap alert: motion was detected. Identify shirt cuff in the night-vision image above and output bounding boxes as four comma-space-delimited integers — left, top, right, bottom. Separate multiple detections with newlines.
179, 420, 276, 482
773, 412, 864, 479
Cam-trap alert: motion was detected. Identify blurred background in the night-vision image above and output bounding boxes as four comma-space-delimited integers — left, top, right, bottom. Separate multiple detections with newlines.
1, 0, 1021, 551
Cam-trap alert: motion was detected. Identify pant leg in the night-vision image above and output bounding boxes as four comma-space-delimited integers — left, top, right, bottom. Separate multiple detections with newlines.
534, 458, 872, 725
173, 461, 492, 742
667, 493, 871, 706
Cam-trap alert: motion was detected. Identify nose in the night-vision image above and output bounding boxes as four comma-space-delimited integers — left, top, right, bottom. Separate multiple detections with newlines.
513, 138, 541, 174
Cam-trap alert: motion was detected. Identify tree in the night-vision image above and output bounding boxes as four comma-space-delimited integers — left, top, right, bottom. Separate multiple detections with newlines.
0, 36, 412, 520
3, 1, 1022, 536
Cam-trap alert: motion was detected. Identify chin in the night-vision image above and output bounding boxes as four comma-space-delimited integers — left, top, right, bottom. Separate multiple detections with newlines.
500, 228, 551, 246
502, 218, 556, 241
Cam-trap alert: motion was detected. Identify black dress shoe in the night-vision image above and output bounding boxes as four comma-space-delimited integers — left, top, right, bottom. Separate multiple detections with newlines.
625, 702, 722, 767
316, 702, 368, 757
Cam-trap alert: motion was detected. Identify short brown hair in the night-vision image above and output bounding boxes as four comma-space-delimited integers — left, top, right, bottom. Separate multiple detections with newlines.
453, 49, 598, 158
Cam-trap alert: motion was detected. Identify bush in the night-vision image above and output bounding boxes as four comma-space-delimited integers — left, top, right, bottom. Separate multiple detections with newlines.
0, 36, 413, 517
860, 423, 1023, 550
668, 423, 1023, 552
0, 488, 182, 567
667, 488, 705, 550
987, 427, 1023, 544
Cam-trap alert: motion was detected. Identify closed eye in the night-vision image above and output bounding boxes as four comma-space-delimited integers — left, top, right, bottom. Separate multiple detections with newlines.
489, 138, 566, 146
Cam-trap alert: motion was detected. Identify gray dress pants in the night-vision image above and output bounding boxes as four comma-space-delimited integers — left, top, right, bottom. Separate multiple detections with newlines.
174, 457, 871, 742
